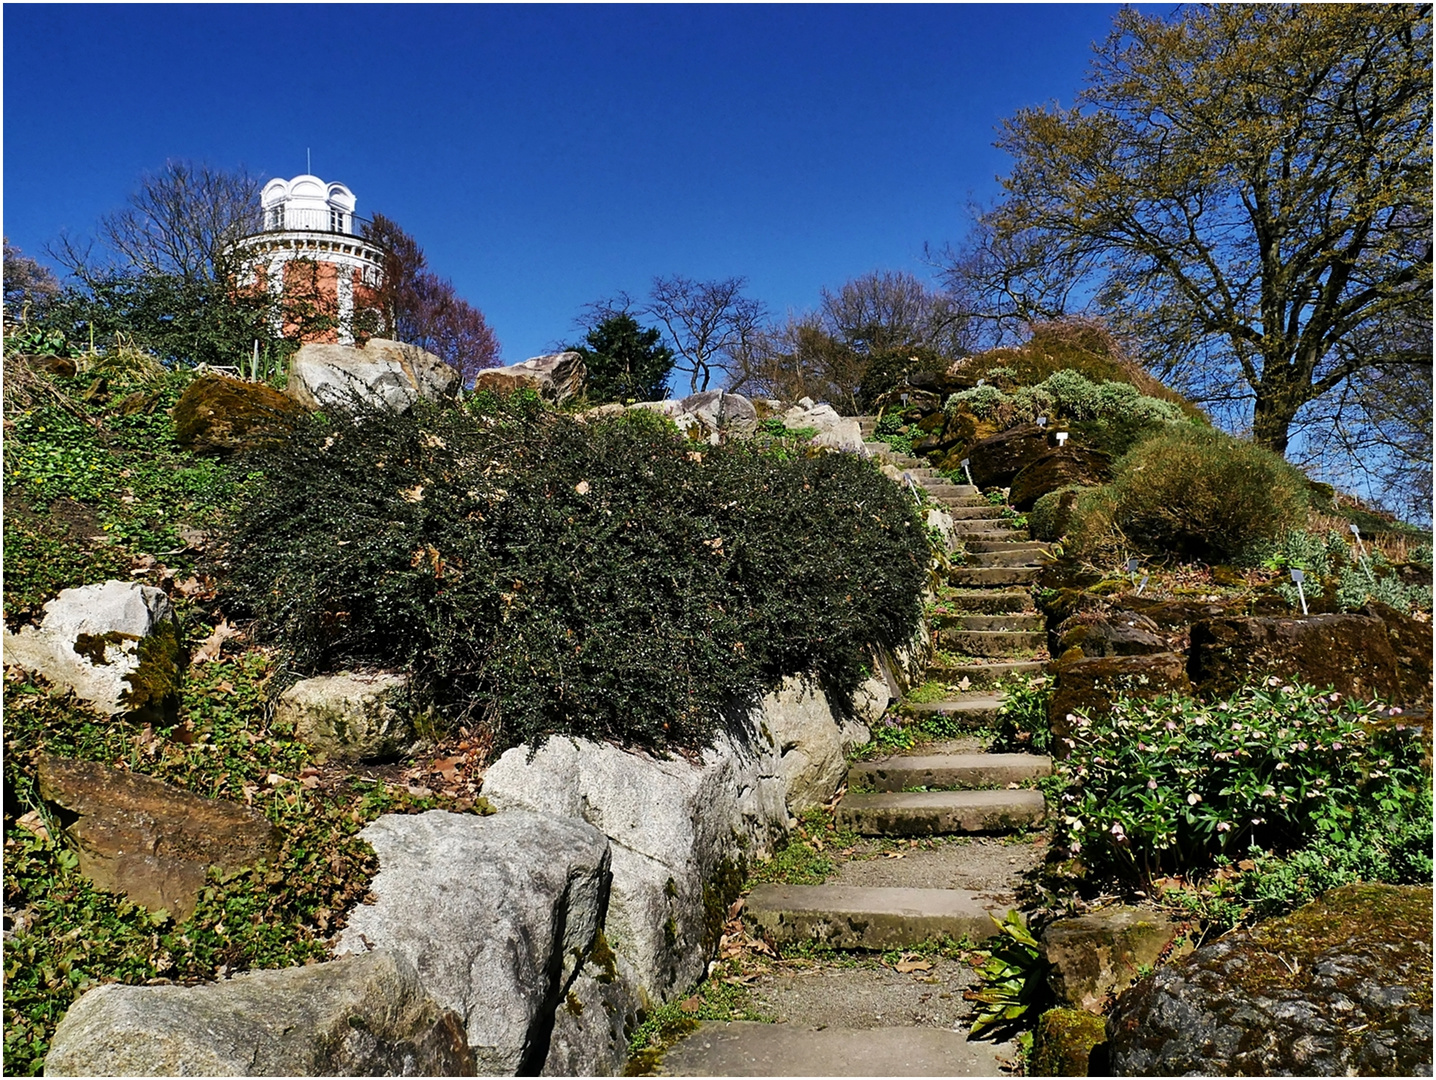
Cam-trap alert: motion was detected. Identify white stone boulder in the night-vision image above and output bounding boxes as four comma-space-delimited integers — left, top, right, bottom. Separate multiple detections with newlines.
274, 671, 415, 762
473, 351, 586, 404
756, 677, 872, 813
334, 810, 610, 1075
2, 581, 180, 718
287, 338, 459, 412
42, 950, 474, 1076
784, 398, 865, 453
480, 725, 787, 1007
679, 391, 759, 438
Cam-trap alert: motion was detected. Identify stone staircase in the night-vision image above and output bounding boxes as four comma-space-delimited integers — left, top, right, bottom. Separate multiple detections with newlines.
658, 421, 1054, 1075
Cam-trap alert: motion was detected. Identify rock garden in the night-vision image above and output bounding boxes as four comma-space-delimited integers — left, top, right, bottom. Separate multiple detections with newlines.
3, 321, 1431, 1078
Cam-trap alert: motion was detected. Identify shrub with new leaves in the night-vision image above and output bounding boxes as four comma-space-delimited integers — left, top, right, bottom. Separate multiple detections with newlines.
219, 394, 928, 752
1070, 424, 1308, 562
1054, 681, 1431, 884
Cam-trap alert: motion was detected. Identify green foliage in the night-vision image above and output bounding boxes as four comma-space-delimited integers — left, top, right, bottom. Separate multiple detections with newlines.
1070, 425, 1308, 562
3, 369, 244, 620
857, 345, 949, 412
749, 808, 858, 887
968, 910, 1050, 1038
1054, 681, 1431, 884
1, 645, 458, 1075
946, 383, 1008, 419
29, 274, 289, 371
1028, 485, 1086, 542
221, 396, 928, 754
855, 707, 973, 757
991, 675, 1052, 754
572, 313, 676, 404
872, 410, 915, 456
1255, 528, 1432, 614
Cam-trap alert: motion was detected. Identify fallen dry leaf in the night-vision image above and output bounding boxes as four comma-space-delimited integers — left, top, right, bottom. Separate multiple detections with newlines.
679, 996, 701, 1014
16, 810, 49, 841
956, 676, 972, 692
193, 620, 242, 664
894, 957, 933, 974
884, 852, 906, 860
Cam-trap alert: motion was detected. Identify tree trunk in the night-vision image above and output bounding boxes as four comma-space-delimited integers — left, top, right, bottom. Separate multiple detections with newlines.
1250, 374, 1303, 457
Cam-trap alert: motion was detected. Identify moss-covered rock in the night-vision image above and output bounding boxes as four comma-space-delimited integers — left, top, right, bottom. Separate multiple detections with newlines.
1189, 613, 1404, 703
1106, 884, 1433, 1076
1049, 652, 1191, 757
962, 423, 1052, 488
172, 372, 305, 456
1030, 1007, 1107, 1077
1041, 906, 1181, 1011
1009, 447, 1112, 512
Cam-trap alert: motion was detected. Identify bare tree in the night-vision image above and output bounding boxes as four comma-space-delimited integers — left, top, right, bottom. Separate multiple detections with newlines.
820, 269, 969, 359
646, 275, 768, 394
361, 213, 500, 380
3, 238, 62, 317
51, 161, 262, 283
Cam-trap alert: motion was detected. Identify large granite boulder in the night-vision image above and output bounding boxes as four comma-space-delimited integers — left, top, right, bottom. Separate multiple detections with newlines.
2, 581, 180, 720
1106, 884, 1433, 1076
540, 942, 645, 1077
37, 755, 279, 920
333, 810, 610, 1075
759, 675, 873, 813
287, 338, 459, 412
1042, 906, 1181, 1011
43, 950, 474, 1076
1009, 446, 1113, 512
783, 398, 865, 453
473, 351, 586, 404
274, 671, 415, 762
963, 424, 1052, 488
171, 372, 306, 456
1189, 613, 1404, 703
480, 724, 787, 1008
679, 390, 759, 438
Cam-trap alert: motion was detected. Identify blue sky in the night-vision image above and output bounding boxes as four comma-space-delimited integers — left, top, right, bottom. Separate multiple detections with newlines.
4, 3, 1123, 361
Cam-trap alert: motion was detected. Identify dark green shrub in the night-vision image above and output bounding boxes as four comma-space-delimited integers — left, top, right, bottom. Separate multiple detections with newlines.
1028, 486, 1088, 542
570, 313, 675, 404
857, 344, 948, 412
219, 395, 928, 753
1072, 425, 1307, 562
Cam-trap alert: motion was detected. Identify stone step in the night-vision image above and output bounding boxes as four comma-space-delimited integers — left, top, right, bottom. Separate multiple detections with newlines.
951, 612, 1045, 632
926, 659, 1046, 689
849, 752, 1053, 793
660, 1023, 1008, 1077
929, 496, 993, 510
966, 548, 1045, 568
942, 505, 1011, 521
936, 629, 1047, 657
934, 589, 1034, 614
945, 566, 1041, 587
744, 883, 1006, 951
947, 528, 1028, 540
899, 696, 1003, 725
837, 789, 1046, 836
965, 539, 1049, 553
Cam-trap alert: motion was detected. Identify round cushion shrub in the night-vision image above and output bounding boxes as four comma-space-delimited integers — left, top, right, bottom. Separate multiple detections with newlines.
1087, 425, 1308, 562
218, 394, 928, 753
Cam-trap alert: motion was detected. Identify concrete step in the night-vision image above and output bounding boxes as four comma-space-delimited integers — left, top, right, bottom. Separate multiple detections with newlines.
899, 696, 1003, 725
945, 566, 1041, 587
926, 659, 1046, 689
660, 1022, 1009, 1076
966, 548, 1045, 567
933, 589, 1034, 615
951, 612, 1045, 632
744, 883, 1005, 951
936, 629, 1047, 657
838, 789, 1045, 836
849, 753, 1053, 793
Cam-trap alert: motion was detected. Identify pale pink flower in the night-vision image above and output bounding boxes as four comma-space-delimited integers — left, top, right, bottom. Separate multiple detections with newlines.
1187, 793, 1202, 805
